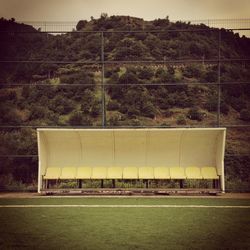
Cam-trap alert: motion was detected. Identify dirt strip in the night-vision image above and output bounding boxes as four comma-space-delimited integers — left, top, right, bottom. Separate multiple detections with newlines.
0, 192, 249, 199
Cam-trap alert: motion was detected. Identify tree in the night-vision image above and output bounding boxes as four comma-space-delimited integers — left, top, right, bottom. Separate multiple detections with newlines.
100, 13, 108, 19
189, 42, 203, 57
76, 20, 87, 31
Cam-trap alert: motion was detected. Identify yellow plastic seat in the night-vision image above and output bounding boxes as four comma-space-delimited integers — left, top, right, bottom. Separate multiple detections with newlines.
170, 167, 186, 179
91, 167, 107, 179
154, 167, 170, 179
201, 167, 219, 179
60, 167, 76, 179
123, 167, 138, 179
138, 167, 154, 179
43, 167, 61, 179
107, 167, 123, 179
185, 166, 202, 179
76, 167, 92, 179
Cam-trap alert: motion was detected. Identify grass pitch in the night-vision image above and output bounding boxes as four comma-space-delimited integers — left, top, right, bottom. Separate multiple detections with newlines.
0, 197, 249, 250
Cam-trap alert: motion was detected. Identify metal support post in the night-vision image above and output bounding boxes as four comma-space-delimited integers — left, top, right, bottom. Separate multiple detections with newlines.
213, 179, 216, 189
79, 179, 82, 188
180, 180, 184, 188
101, 32, 106, 127
217, 30, 221, 127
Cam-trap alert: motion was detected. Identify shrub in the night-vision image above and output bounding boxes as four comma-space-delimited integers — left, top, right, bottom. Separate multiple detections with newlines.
240, 109, 250, 121
0, 174, 26, 191
205, 95, 217, 112
63, 100, 75, 114
0, 107, 22, 125
225, 155, 250, 182
142, 102, 156, 118
230, 97, 246, 112
187, 107, 203, 121
220, 101, 230, 115
29, 105, 47, 120
127, 107, 140, 118
157, 98, 170, 109
8, 91, 17, 102
68, 111, 91, 126
47, 110, 59, 124
158, 70, 175, 82
203, 69, 217, 82
160, 122, 171, 127
129, 118, 142, 126
50, 96, 75, 115
119, 71, 139, 85
90, 101, 101, 117
163, 109, 173, 118
138, 67, 154, 80
104, 68, 115, 78
108, 114, 120, 126
22, 85, 30, 98
174, 91, 190, 108
119, 105, 128, 114
107, 99, 120, 111
183, 64, 204, 78
176, 115, 187, 125
81, 103, 91, 114
155, 68, 165, 78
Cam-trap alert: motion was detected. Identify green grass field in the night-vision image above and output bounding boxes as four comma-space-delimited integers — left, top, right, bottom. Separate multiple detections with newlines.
0, 197, 249, 250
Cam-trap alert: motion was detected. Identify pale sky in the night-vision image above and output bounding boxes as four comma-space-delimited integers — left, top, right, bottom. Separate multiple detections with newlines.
0, 0, 249, 22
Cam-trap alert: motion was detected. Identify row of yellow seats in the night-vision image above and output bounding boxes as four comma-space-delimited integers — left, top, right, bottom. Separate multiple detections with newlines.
43, 166, 219, 180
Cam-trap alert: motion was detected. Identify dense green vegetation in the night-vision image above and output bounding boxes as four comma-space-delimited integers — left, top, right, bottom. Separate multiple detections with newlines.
0, 16, 249, 191
0, 198, 249, 249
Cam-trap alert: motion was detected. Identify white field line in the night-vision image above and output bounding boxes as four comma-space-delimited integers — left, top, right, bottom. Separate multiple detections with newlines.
0, 205, 250, 208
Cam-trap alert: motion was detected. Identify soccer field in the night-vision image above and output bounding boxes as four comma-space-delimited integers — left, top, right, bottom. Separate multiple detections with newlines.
0, 197, 249, 250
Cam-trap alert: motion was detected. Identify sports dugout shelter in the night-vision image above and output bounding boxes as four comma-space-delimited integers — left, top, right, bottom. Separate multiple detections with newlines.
37, 128, 226, 193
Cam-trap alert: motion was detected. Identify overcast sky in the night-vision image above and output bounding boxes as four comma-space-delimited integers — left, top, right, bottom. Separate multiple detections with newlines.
0, 0, 249, 22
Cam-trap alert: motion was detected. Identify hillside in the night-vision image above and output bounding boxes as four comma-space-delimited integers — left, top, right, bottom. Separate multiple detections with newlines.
0, 16, 249, 191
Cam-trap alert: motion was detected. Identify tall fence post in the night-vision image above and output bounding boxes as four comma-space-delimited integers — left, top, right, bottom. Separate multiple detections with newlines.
101, 31, 106, 127
217, 29, 221, 127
